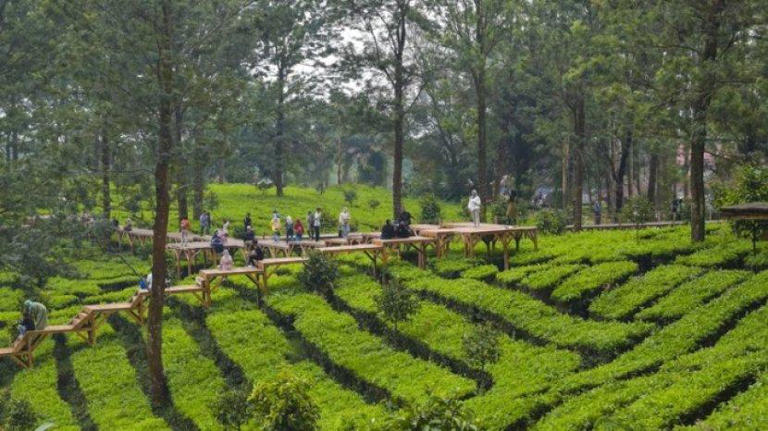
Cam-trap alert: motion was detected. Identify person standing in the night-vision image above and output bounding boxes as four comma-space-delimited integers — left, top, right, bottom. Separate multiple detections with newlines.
312, 208, 322, 241
338, 208, 351, 238
593, 200, 602, 225
293, 218, 304, 242
199, 212, 210, 235
243, 213, 252, 231
180, 217, 191, 246
285, 215, 294, 241
468, 189, 482, 227
271, 213, 281, 242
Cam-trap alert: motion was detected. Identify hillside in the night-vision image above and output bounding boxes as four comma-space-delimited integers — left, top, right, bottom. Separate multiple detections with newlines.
1, 225, 767, 429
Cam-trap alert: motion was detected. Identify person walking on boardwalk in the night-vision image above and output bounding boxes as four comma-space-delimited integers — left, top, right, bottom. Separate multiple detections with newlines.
468, 189, 482, 227
285, 215, 294, 241
219, 249, 234, 270
294, 218, 304, 241
306, 211, 314, 236
199, 212, 210, 235
312, 208, 322, 241
180, 217, 191, 246
270, 213, 282, 242
338, 207, 351, 238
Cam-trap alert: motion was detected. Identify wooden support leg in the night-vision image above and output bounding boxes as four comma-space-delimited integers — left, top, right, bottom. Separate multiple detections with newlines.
501, 238, 511, 270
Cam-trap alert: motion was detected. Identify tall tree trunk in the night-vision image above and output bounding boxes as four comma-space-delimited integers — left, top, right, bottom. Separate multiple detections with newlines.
475, 70, 488, 207
690, 0, 722, 242
571, 94, 585, 230
391, 2, 407, 218
100, 131, 111, 219
274, 68, 286, 197
392, 74, 405, 218
336, 138, 343, 185
174, 105, 188, 220
147, 0, 173, 407
562, 139, 569, 210
192, 148, 204, 219
647, 152, 658, 215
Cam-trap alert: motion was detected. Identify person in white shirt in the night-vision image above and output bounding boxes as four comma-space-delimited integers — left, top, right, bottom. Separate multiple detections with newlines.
468, 189, 482, 227
338, 208, 351, 238
312, 208, 322, 241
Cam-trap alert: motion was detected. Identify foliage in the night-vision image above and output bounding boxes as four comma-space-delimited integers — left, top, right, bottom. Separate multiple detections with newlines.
462, 323, 501, 372
3, 398, 37, 431
249, 370, 319, 431
368, 199, 381, 211
379, 394, 481, 431
535, 209, 567, 234
714, 165, 768, 251
551, 261, 639, 303
374, 279, 420, 331
419, 195, 442, 224
460, 264, 498, 282
297, 252, 339, 295
343, 189, 358, 206
619, 197, 654, 225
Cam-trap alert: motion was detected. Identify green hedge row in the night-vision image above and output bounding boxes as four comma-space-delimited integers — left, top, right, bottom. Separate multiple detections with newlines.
387, 263, 654, 356
636, 270, 750, 322
537, 300, 768, 430
268, 292, 476, 403
207, 304, 388, 429
433, 258, 480, 278
678, 371, 768, 430
70, 327, 170, 430
555, 271, 768, 394
162, 318, 227, 430
519, 264, 584, 292
335, 272, 581, 430
497, 264, 551, 285
9, 342, 79, 430
460, 264, 499, 281
550, 261, 639, 303
589, 264, 703, 320
675, 241, 752, 268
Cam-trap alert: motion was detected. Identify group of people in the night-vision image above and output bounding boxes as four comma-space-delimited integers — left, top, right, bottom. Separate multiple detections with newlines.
381, 208, 414, 239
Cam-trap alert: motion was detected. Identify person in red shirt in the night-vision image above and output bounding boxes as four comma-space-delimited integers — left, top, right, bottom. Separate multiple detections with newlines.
293, 219, 305, 242
180, 217, 191, 246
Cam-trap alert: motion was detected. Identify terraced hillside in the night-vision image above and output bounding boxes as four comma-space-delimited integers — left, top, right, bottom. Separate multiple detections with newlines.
1, 225, 767, 430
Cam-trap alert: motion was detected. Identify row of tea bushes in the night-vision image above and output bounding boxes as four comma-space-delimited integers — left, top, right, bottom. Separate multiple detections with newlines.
589, 264, 703, 320
387, 263, 654, 357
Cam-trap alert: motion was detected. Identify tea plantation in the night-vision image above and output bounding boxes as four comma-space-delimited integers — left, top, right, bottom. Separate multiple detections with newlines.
1, 224, 767, 430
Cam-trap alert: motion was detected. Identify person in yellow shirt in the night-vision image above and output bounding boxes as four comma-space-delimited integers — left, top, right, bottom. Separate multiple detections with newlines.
271, 214, 282, 241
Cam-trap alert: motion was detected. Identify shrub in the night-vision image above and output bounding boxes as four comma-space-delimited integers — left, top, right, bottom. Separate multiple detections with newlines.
619, 197, 654, 225
4, 398, 37, 431
433, 258, 478, 278
248, 371, 319, 431
343, 189, 358, 206
375, 279, 420, 331
297, 252, 339, 294
462, 323, 501, 372
460, 264, 498, 282
535, 209, 567, 234
378, 394, 480, 431
419, 194, 442, 224
213, 387, 252, 431
368, 199, 381, 210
